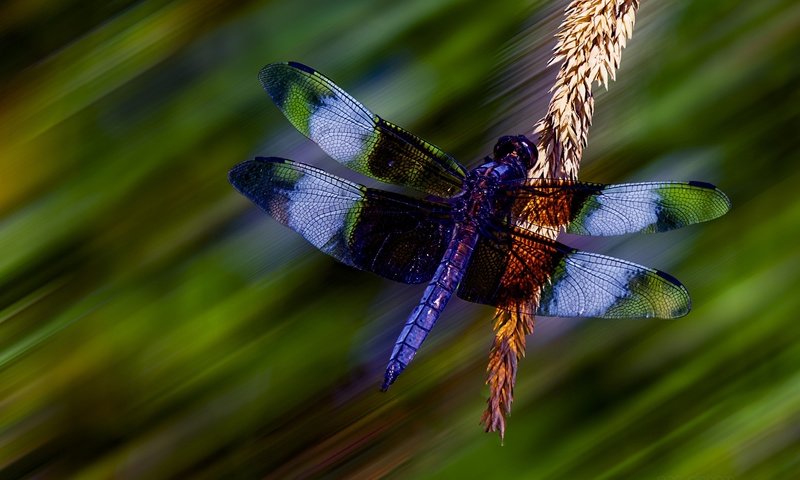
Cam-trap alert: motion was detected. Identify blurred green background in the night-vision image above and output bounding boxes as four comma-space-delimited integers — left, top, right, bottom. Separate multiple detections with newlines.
2, 0, 799, 478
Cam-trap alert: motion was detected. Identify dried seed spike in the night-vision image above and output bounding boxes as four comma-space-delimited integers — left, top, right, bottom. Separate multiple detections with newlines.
483, 0, 640, 439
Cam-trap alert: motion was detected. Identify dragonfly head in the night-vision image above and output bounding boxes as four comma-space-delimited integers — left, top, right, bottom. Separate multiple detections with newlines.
493, 135, 537, 171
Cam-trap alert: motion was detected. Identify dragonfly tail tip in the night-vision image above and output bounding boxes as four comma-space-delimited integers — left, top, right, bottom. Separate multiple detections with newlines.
381, 361, 405, 392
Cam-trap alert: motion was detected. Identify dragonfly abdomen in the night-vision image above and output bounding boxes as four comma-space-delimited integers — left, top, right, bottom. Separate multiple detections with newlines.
382, 223, 479, 390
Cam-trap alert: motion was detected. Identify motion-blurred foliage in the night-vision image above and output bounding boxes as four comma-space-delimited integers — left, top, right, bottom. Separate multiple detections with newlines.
1, 0, 798, 478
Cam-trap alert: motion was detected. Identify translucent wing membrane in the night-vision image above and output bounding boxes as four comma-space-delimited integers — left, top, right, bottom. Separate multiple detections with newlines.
536, 247, 690, 318
506, 179, 731, 236
260, 62, 467, 197
229, 157, 454, 284
458, 227, 690, 318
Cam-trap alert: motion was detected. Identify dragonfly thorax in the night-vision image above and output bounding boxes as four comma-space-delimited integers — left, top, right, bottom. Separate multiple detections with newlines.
459, 162, 524, 226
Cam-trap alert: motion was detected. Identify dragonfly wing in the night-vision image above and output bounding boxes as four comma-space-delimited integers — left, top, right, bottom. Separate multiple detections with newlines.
229, 157, 454, 284
260, 62, 467, 197
457, 227, 690, 318
506, 179, 730, 236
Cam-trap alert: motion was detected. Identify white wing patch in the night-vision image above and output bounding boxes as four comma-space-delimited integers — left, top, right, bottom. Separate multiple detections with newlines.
539, 253, 637, 317
579, 188, 661, 236
287, 173, 361, 252
308, 95, 374, 165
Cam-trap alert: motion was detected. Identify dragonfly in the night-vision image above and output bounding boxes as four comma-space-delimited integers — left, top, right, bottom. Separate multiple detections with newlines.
229, 62, 730, 390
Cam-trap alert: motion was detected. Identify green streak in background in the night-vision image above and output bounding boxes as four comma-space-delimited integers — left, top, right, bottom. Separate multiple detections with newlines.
1, 0, 798, 477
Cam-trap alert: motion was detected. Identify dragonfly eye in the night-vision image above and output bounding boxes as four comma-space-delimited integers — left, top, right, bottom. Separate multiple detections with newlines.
493, 135, 536, 170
